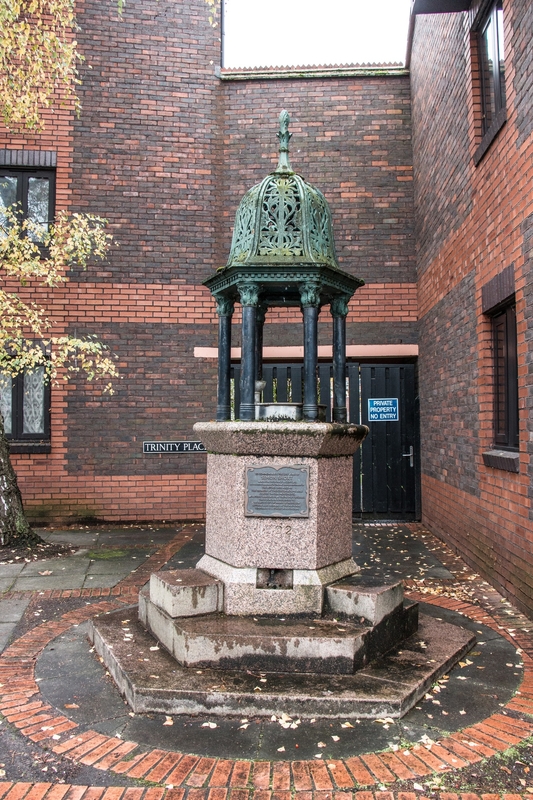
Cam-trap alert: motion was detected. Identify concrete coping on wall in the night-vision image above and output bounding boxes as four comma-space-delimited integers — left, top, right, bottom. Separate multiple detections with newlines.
217, 66, 409, 81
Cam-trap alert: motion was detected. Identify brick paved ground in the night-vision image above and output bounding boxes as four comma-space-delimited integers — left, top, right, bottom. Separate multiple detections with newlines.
1, 524, 533, 800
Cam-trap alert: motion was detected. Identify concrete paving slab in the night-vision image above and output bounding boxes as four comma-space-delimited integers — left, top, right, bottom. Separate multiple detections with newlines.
0, 622, 18, 651
256, 713, 399, 760
90, 714, 133, 738
0, 563, 25, 576
40, 530, 99, 546
37, 622, 136, 724
163, 539, 205, 570
419, 599, 506, 640
96, 529, 177, 546
13, 574, 85, 591
0, 596, 31, 622
120, 713, 264, 760
0, 577, 17, 592
19, 557, 91, 576
353, 523, 456, 580
86, 553, 152, 575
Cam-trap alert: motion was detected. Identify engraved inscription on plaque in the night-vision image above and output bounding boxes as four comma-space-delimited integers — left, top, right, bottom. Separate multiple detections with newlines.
245, 465, 309, 518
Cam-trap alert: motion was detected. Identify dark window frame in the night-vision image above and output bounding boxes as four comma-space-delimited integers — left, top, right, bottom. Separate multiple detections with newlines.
0, 167, 56, 244
1, 369, 51, 453
1, 166, 55, 453
473, 0, 506, 165
491, 301, 518, 452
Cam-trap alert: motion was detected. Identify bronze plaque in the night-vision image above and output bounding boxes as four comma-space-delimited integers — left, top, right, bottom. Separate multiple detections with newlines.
245, 465, 309, 518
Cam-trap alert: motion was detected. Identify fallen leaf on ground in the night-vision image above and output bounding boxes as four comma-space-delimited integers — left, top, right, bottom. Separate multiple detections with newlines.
39, 570, 53, 576
64, 703, 79, 709
163, 716, 173, 726
202, 721, 217, 729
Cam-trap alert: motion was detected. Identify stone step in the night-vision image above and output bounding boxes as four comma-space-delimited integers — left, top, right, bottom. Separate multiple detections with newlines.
141, 587, 367, 673
325, 577, 404, 624
90, 609, 476, 719
140, 586, 418, 675
149, 569, 223, 618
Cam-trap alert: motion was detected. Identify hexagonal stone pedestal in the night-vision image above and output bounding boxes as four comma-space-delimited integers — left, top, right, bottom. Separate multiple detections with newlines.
193, 421, 367, 616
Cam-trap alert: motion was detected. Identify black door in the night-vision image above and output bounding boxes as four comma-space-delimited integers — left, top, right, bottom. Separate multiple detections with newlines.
230, 361, 420, 520
349, 363, 419, 520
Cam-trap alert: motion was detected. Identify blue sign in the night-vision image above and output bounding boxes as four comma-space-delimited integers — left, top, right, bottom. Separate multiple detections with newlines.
368, 398, 399, 422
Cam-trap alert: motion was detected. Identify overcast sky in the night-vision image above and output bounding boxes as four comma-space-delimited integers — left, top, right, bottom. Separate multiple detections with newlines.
222, 0, 413, 69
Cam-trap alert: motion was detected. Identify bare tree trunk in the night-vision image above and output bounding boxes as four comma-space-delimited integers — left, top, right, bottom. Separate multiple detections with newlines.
0, 414, 43, 547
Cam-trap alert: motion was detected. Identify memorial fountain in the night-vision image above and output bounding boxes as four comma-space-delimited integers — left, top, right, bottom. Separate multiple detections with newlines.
90, 112, 474, 719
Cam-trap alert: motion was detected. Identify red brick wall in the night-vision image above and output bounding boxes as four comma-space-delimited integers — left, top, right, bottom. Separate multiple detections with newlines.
411, 0, 533, 617
2, 0, 417, 524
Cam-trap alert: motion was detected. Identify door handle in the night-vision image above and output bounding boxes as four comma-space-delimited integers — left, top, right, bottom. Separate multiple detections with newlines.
402, 445, 414, 467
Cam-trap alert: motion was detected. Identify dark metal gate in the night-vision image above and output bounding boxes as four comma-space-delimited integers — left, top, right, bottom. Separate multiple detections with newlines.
230, 362, 419, 520
350, 363, 419, 520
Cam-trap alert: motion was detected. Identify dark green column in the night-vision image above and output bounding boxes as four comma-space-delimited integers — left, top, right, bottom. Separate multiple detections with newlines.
215, 295, 234, 421
331, 295, 350, 423
238, 282, 259, 421
255, 304, 267, 383
300, 280, 321, 422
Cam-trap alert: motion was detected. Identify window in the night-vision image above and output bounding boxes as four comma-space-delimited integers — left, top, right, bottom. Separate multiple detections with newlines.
478, 0, 506, 137
0, 369, 51, 452
492, 303, 518, 451
0, 168, 55, 243
0, 165, 55, 452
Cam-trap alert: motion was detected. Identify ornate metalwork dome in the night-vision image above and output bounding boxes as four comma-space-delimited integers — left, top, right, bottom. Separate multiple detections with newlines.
224, 111, 340, 270
204, 110, 364, 424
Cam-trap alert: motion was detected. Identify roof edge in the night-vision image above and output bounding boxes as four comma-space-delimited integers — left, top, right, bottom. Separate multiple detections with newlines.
405, 0, 471, 67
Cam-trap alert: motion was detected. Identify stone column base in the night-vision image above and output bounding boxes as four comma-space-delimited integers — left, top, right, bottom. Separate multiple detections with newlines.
196, 553, 359, 615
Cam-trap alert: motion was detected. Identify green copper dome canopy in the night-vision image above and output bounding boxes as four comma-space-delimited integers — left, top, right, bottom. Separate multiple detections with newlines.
204, 111, 365, 424
225, 110, 340, 270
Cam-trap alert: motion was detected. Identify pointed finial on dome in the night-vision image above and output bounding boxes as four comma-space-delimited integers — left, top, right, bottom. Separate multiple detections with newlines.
276, 109, 293, 173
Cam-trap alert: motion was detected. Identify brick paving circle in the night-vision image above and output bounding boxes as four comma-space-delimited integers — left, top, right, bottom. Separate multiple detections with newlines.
1, 528, 533, 800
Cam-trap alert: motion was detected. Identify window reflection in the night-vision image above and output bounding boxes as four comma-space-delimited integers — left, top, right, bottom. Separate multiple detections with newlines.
0, 374, 12, 434
0, 175, 18, 238
28, 177, 50, 242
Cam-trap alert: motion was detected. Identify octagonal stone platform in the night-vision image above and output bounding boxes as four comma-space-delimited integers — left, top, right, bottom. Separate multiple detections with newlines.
138, 586, 419, 675
89, 610, 475, 719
